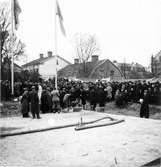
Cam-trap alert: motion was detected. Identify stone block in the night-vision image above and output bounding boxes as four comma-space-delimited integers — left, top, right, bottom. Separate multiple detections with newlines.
73, 107, 83, 112
96, 107, 105, 112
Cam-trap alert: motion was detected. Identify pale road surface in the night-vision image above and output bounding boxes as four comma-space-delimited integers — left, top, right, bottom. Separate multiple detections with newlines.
0, 111, 161, 167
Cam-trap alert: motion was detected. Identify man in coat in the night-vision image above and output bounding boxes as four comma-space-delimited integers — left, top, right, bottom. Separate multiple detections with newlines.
89, 86, 97, 111
29, 86, 41, 119
21, 88, 30, 118
41, 86, 50, 113
51, 87, 61, 113
140, 89, 149, 118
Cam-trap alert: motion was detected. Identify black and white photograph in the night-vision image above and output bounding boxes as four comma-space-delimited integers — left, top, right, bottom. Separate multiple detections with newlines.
0, 0, 161, 166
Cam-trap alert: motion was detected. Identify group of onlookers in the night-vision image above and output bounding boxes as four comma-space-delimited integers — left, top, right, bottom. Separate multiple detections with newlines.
1, 78, 161, 119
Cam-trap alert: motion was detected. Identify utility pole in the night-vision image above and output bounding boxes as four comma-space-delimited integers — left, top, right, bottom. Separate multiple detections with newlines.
11, 0, 14, 96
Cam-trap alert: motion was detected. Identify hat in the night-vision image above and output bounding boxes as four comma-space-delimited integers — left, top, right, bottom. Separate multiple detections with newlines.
31, 86, 35, 89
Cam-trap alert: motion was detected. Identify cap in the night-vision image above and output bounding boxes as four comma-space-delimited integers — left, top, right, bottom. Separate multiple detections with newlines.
31, 86, 35, 89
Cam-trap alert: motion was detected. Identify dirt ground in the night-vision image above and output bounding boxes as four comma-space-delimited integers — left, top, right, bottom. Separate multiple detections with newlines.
0, 111, 161, 167
0, 101, 161, 166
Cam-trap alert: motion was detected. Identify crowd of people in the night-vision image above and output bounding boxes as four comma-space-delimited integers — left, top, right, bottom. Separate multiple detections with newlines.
1, 78, 161, 119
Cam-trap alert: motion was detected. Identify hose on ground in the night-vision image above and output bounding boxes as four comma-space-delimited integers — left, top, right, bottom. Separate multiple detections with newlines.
75, 119, 125, 131
0, 116, 125, 137
0, 123, 78, 138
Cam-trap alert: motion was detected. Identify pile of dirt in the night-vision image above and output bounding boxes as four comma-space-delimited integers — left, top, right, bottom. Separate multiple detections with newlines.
0, 101, 21, 117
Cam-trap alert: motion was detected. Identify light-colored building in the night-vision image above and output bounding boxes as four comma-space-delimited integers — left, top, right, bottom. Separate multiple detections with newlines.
22, 51, 71, 79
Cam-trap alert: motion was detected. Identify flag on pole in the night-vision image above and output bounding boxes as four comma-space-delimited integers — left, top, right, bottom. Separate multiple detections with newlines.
13, 0, 21, 30
56, 0, 66, 36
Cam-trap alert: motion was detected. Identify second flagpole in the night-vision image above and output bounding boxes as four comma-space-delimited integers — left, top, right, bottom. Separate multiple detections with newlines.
54, 0, 58, 90
11, 0, 14, 96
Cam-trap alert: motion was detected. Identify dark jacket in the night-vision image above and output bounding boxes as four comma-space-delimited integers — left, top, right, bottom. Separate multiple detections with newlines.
29, 90, 39, 113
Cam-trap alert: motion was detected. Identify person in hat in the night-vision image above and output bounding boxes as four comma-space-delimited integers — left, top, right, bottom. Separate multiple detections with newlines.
21, 88, 30, 118
41, 86, 52, 113
139, 89, 149, 118
29, 86, 41, 119
89, 86, 97, 111
51, 87, 61, 113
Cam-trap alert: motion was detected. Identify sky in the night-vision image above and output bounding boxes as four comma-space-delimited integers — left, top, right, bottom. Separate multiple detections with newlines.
1, 0, 161, 67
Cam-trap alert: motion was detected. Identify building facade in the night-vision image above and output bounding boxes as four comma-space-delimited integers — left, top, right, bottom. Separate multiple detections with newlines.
114, 62, 151, 79
151, 51, 161, 77
22, 51, 71, 79
58, 55, 124, 81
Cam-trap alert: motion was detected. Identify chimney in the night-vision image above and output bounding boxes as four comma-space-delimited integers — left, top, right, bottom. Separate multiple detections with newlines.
74, 58, 79, 64
47, 51, 52, 57
91, 55, 99, 62
39, 53, 44, 59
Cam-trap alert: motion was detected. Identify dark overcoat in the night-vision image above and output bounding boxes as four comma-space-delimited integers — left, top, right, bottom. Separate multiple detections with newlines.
21, 91, 29, 116
140, 93, 149, 118
29, 90, 39, 114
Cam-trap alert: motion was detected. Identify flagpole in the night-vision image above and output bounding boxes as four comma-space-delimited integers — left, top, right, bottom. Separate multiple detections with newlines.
0, 25, 2, 106
54, 0, 58, 90
11, 0, 14, 96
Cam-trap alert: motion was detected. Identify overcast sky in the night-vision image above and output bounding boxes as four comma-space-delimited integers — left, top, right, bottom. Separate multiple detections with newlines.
1, 0, 161, 67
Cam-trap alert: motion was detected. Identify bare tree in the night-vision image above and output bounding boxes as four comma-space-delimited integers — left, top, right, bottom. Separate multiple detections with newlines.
0, 3, 10, 56
75, 33, 99, 62
3, 33, 25, 61
74, 33, 99, 73
0, 2, 25, 79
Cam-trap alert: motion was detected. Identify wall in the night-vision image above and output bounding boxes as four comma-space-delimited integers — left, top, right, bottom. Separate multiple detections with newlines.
90, 60, 123, 80
39, 56, 69, 79
58, 65, 77, 78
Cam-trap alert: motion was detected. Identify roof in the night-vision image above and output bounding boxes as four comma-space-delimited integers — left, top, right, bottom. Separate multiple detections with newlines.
116, 62, 131, 67
3, 63, 22, 72
149, 77, 161, 83
22, 55, 71, 68
14, 63, 22, 70
116, 62, 144, 68
58, 60, 104, 78
89, 59, 124, 78
133, 63, 144, 68
58, 59, 124, 79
